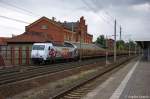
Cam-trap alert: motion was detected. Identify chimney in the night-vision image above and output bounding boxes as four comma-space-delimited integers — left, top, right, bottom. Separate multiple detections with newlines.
64, 21, 67, 24
12, 34, 16, 37
25, 26, 28, 32
52, 17, 56, 21
80, 16, 84, 20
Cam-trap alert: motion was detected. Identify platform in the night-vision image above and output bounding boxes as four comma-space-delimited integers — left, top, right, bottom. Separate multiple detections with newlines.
83, 56, 150, 99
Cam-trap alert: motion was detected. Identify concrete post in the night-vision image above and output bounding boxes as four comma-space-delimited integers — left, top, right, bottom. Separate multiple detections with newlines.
105, 35, 108, 65
26, 47, 30, 65
114, 19, 117, 62
148, 47, 150, 61
18, 47, 22, 65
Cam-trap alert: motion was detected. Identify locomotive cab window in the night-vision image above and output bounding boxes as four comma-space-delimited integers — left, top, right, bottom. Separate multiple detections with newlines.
32, 45, 45, 50
48, 46, 51, 50
64, 42, 74, 48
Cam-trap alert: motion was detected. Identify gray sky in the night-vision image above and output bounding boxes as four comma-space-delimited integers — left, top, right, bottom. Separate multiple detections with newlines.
0, 0, 150, 41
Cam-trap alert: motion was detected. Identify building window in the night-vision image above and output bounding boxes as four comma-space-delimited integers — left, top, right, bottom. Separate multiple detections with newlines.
41, 25, 48, 29
69, 35, 71, 41
64, 34, 67, 40
67, 33, 69, 41
0, 46, 1, 53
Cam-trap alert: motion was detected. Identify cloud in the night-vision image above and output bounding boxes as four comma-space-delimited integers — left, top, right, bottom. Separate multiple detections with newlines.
131, 3, 150, 12
85, 0, 150, 9
0, 0, 150, 41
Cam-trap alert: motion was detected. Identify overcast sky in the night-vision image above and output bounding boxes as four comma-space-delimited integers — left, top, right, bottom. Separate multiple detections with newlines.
0, 0, 150, 41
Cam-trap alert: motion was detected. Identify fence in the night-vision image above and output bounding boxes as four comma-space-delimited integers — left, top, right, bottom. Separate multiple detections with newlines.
0, 46, 31, 66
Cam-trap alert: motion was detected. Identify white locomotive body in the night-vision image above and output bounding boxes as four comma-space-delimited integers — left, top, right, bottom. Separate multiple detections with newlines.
31, 42, 78, 63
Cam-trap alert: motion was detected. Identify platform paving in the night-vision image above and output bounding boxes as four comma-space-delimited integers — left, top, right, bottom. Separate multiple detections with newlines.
83, 56, 150, 99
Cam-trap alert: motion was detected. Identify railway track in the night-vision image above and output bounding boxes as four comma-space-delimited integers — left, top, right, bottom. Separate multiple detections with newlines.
0, 55, 127, 75
0, 56, 119, 86
0, 58, 99, 76
51, 56, 136, 99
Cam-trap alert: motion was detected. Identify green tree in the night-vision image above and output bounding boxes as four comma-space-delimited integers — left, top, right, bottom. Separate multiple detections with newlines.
96, 35, 106, 48
116, 40, 125, 50
125, 40, 136, 50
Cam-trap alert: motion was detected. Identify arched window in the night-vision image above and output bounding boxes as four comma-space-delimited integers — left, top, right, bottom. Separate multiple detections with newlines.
41, 25, 48, 29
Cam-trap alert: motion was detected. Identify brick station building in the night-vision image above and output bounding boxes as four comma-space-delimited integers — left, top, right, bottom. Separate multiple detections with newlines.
7, 16, 93, 44
0, 16, 93, 65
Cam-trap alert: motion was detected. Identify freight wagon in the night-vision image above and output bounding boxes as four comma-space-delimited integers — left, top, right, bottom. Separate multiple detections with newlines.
31, 42, 135, 64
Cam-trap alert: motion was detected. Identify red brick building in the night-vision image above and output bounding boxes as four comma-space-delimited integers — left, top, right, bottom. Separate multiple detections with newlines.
107, 39, 114, 49
0, 16, 93, 65
63, 16, 93, 43
8, 16, 93, 44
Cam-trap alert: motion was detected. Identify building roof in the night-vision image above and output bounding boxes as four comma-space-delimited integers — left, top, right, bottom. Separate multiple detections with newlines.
0, 37, 9, 45
136, 41, 150, 48
26, 16, 62, 29
62, 22, 79, 32
62, 22, 94, 37
107, 39, 114, 42
7, 32, 53, 43
72, 42, 104, 50
87, 33, 93, 37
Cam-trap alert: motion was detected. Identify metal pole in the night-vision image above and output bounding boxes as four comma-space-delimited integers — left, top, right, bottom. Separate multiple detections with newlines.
79, 32, 82, 61
129, 42, 131, 56
135, 44, 136, 55
142, 48, 144, 56
148, 47, 149, 61
120, 26, 122, 41
71, 22, 74, 42
114, 19, 117, 62
139, 47, 140, 56
106, 35, 108, 65
119, 26, 122, 50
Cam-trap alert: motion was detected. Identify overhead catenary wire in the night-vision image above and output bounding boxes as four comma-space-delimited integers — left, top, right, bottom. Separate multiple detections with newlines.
0, 0, 41, 18
90, 0, 121, 28
0, 1, 40, 37
89, 0, 115, 23
0, 1, 41, 29
91, 0, 115, 20
0, 15, 29, 24
0, 24, 24, 31
0, 3, 36, 18
81, 0, 114, 26
91, 0, 124, 43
